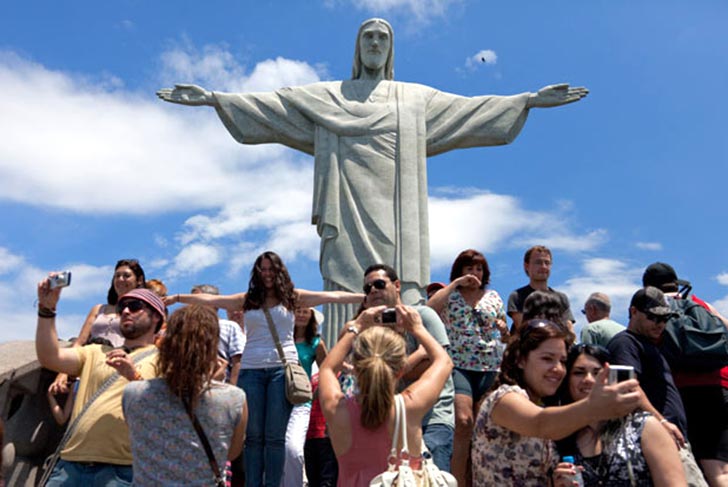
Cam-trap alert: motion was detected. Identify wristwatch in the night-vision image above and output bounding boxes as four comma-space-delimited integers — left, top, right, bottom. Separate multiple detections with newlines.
346, 325, 359, 335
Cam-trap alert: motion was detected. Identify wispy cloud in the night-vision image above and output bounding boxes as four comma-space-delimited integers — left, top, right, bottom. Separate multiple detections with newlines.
716, 273, 728, 286
327, 0, 459, 25
465, 49, 497, 70
636, 241, 662, 251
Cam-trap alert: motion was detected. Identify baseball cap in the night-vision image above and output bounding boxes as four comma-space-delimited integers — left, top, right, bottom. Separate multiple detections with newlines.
642, 262, 691, 290
426, 282, 446, 298
630, 286, 673, 317
119, 288, 167, 323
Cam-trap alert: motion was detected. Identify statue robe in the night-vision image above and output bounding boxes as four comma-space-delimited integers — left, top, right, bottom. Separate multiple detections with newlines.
213, 80, 530, 341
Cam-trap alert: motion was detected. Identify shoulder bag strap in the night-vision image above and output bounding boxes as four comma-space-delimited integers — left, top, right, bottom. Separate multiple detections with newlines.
262, 307, 287, 365
40, 347, 157, 485
183, 397, 225, 487
385, 393, 402, 468
396, 394, 410, 463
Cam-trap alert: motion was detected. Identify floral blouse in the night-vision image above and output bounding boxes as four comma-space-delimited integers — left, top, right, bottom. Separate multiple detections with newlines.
443, 289, 506, 371
472, 384, 557, 486
562, 412, 653, 487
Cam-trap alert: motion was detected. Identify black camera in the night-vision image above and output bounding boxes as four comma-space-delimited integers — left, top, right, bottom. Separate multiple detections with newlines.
381, 308, 397, 323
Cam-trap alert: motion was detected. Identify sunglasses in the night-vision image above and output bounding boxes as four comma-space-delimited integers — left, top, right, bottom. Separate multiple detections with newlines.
116, 299, 147, 314
363, 279, 388, 294
644, 311, 669, 323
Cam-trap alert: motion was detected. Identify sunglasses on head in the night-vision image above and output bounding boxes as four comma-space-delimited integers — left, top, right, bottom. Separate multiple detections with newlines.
363, 279, 387, 294
116, 299, 147, 314
520, 319, 566, 339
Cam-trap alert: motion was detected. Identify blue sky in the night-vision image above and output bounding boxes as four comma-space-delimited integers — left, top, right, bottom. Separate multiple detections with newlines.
1, 0, 727, 342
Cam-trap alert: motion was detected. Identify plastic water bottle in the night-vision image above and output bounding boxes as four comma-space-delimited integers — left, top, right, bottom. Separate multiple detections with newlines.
561, 456, 584, 487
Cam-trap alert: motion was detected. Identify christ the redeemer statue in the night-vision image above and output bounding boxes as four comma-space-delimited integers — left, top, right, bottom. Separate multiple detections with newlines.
158, 18, 588, 340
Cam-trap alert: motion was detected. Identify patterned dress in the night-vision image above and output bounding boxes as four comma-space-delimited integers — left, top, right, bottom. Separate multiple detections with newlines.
443, 289, 506, 371
123, 379, 245, 486
472, 384, 558, 486
563, 412, 653, 486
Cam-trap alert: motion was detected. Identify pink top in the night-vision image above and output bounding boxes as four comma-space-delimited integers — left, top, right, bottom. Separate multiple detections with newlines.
336, 397, 391, 487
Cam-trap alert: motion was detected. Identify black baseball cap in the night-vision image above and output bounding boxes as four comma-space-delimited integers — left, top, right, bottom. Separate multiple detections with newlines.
630, 286, 673, 317
642, 262, 691, 290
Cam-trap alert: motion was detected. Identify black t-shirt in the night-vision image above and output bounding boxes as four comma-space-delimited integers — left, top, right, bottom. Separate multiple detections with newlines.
506, 285, 576, 323
607, 329, 688, 437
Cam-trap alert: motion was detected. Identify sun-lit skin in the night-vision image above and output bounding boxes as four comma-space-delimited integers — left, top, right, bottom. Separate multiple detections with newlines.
362, 270, 399, 308
258, 258, 276, 290
568, 353, 603, 401
525, 250, 552, 284
629, 308, 667, 343
294, 307, 313, 328
118, 302, 156, 340
518, 337, 567, 402
113, 265, 138, 297
461, 264, 484, 288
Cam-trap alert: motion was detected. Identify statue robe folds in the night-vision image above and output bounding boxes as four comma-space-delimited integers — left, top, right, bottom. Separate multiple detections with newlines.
213, 80, 530, 314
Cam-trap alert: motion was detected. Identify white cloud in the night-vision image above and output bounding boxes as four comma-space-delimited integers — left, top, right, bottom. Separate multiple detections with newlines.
558, 258, 642, 338
636, 241, 662, 251
713, 295, 728, 317
465, 49, 498, 70
716, 272, 728, 286
0, 47, 322, 216
428, 190, 608, 269
0, 247, 24, 275
330, 0, 458, 25
170, 244, 223, 277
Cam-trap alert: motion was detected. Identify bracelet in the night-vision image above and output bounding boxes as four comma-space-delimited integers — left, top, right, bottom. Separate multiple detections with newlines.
132, 370, 143, 381
346, 325, 359, 335
38, 306, 57, 318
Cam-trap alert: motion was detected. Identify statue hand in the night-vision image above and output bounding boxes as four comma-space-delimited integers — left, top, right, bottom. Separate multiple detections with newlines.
528, 83, 588, 108
156, 84, 214, 106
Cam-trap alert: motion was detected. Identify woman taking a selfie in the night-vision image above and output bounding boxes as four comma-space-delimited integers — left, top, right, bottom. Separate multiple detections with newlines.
471, 319, 641, 485
552, 344, 685, 487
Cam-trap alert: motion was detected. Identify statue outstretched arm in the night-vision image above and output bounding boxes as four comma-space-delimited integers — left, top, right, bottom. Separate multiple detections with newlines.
156, 83, 217, 106
527, 83, 589, 108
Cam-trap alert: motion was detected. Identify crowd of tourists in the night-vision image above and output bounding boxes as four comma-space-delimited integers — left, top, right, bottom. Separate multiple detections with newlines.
25, 246, 728, 486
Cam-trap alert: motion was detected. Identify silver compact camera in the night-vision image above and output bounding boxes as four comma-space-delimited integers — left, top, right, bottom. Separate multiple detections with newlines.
608, 365, 635, 384
49, 271, 72, 289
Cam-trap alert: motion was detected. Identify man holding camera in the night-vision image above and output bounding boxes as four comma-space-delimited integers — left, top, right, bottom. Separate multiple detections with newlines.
357, 264, 455, 472
35, 274, 164, 485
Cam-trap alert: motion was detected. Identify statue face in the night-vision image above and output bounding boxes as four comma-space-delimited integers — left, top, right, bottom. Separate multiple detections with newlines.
358, 22, 390, 72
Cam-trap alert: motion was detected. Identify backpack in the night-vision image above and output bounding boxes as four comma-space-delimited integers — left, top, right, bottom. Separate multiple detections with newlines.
661, 296, 728, 372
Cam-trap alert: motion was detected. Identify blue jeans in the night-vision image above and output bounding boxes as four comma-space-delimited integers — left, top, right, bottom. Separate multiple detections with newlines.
45, 459, 132, 486
239, 367, 293, 487
423, 423, 454, 472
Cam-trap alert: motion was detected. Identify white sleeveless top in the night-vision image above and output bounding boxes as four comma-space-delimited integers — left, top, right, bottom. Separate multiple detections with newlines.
240, 305, 299, 369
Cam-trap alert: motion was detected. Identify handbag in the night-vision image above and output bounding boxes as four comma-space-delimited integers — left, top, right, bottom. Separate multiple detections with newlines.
262, 307, 313, 404
183, 398, 226, 487
369, 395, 457, 487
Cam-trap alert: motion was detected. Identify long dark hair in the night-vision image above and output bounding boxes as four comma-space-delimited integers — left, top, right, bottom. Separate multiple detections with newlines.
107, 259, 146, 305
158, 305, 219, 410
493, 319, 574, 392
449, 249, 490, 289
243, 251, 297, 311
303, 309, 318, 344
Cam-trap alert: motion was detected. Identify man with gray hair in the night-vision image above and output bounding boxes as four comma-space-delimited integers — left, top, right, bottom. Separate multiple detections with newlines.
191, 284, 245, 384
579, 292, 625, 346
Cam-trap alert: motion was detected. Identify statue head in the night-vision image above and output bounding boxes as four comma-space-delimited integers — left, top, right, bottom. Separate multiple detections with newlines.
352, 18, 394, 80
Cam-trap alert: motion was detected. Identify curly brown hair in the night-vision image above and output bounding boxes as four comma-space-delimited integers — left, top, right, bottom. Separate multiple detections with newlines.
158, 305, 219, 410
493, 319, 574, 393
243, 251, 297, 312
351, 326, 406, 430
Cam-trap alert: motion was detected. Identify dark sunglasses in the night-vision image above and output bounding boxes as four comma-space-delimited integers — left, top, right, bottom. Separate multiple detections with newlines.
363, 279, 388, 294
116, 299, 147, 314
644, 311, 669, 323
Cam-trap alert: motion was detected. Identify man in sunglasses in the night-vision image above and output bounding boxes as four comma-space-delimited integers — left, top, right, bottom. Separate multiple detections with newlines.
608, 287, 708, 486
36, 276, 165, 485
357, 264, 455, 472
